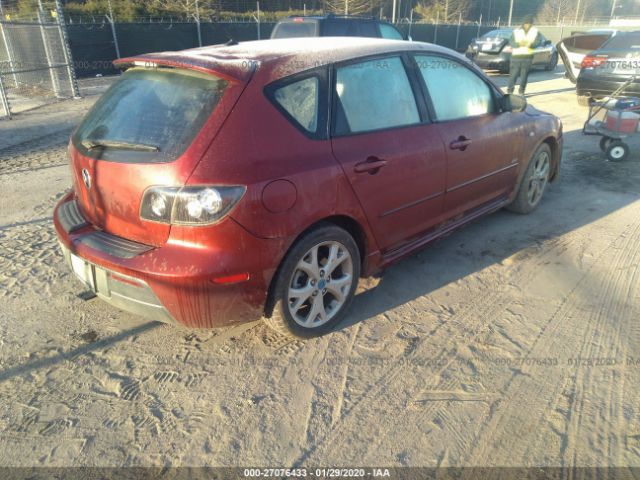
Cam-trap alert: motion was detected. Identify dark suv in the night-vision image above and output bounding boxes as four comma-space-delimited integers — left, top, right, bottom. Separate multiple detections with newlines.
270, 14, 405, 40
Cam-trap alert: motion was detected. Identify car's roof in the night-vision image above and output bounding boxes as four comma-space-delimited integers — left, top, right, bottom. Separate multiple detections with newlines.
279, 15, 379, 22
114, 37, 457, 82
277, 15, 323, 21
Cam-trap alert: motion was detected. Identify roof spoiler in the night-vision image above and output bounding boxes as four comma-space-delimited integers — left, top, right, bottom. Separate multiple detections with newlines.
113, 49, 256, 84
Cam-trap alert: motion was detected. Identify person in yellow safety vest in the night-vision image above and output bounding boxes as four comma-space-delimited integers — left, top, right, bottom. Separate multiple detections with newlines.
507, 15, 541, 96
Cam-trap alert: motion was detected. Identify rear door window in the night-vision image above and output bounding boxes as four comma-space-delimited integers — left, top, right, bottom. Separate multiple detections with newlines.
73, 68, 227, 163
272, 77, 319, 133
379, 23, 404, 40
358, 21, 379, 37
334, 56, 420, 135
323, 20, 358, 36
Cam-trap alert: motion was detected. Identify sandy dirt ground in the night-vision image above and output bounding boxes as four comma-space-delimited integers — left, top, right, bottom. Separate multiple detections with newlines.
0, 67, 639, 469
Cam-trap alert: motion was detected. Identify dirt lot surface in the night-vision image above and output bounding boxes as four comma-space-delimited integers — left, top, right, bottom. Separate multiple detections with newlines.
1, 67, 639, 469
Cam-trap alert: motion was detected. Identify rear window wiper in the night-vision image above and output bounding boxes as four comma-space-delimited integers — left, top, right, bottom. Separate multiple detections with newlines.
81, 139, 160, 152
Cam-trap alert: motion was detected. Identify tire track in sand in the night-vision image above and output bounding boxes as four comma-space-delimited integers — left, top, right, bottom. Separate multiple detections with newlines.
293, 221, 604, 465
463, 218, 640, 467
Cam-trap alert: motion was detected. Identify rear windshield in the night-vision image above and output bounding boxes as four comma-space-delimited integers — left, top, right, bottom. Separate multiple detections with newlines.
480, 30, 512, 40
602, 32, 640, 50
73, 68, 227, 163
271, 20, 319, 38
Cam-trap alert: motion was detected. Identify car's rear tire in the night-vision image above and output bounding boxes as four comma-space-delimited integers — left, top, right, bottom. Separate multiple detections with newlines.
507, 144, 552, 215
546, 52, 558, 71
263, 224, 361, 339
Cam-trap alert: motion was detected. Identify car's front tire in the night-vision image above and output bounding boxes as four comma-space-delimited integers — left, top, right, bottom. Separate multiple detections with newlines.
263, 224, 361, 338
508, 143, 552, 215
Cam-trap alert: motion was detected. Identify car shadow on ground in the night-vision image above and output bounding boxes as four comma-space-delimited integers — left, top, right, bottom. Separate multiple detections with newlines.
0, 321, 160, 384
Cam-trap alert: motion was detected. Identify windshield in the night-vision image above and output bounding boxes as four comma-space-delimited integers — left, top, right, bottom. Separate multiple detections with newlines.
73, 68, 227, 163
480, 30, 512, 40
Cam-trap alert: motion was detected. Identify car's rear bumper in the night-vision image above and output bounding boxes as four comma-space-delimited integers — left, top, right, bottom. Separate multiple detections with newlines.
58, 242, 177, 324
468, 52, 509, 69
577, 74, 640, 98
54, 192, 289, 328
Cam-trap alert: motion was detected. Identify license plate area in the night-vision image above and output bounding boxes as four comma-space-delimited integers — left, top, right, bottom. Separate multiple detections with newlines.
70, 253, 96, 291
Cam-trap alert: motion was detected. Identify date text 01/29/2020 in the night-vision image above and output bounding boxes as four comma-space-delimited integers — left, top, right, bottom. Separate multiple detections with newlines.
242, 468, 392, 477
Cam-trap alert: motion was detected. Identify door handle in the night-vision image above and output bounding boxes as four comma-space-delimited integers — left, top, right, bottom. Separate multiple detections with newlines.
354, 156, 388, 174
450, 136, 472, 151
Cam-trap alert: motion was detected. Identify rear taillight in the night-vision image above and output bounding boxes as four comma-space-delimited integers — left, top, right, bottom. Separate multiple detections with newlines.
140, 185, 246, 226
581, 55, 608, 69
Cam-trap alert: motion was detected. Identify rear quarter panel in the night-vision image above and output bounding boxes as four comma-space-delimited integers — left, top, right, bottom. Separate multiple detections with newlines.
186, 63, 380, 264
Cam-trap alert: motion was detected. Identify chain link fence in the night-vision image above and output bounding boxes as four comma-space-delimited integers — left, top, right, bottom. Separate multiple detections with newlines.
0, 0, 80, 119
2, 0, 639, 120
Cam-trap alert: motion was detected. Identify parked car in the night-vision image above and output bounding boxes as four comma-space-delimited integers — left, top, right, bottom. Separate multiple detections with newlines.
556, 29, 617, 88
270, 14, 405, 40
572, 31, 640, 104
466, 28, 558, 73
54, 38, 563, 338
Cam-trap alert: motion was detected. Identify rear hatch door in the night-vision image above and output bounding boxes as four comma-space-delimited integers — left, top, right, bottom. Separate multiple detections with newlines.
557, 31, 615, 82
70, 57, 251, 247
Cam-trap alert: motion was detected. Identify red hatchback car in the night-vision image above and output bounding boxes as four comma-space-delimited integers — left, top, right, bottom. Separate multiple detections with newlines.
54, 38, 562, 337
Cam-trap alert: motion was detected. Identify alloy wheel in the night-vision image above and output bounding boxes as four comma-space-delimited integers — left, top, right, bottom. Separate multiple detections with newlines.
287, 241, 354, 328
527, 150, 550, 207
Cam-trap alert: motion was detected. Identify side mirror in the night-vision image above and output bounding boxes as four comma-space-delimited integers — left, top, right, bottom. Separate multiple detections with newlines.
545, 40, 552, 46
501, 93, 527, 112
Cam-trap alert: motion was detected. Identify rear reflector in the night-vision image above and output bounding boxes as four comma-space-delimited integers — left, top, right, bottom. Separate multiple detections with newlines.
581, 55, 608, 69
211, 273, 250, 285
